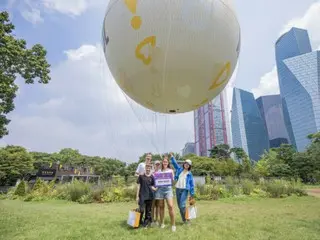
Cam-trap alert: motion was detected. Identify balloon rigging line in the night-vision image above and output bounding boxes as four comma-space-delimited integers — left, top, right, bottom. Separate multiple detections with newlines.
121, 91, 161, 154
164, 114, 167, 154
98, 45, 123, 159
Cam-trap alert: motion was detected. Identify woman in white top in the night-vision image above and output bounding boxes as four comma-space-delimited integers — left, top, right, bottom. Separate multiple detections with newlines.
170, 153, 195, 224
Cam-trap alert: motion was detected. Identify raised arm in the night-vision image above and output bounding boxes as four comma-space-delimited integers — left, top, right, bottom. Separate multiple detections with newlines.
170, 153, 182, 171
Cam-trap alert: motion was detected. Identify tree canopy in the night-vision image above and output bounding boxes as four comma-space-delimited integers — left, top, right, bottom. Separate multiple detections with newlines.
0, 133, 319, 186
0, 11, 50, 137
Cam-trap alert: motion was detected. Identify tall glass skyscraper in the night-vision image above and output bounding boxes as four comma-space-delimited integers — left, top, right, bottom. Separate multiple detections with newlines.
231, 88, 269, 161
275, 27, 320, 152
194, 90, 228, 157
256, 95, 289, 148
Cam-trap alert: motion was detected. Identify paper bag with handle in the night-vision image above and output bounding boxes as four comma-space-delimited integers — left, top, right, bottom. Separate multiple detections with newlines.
185, 198, 197, 220
127, 208, 141, 228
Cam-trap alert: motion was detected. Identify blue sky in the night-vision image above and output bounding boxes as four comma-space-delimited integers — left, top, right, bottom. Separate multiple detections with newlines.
0, 0, 320, 162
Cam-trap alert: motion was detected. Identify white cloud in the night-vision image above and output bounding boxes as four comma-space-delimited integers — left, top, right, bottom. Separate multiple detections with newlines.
20, 8, 44, 24
252, 66, 279, 98
42, 0, 90, 16
3, 44, 194, 162
253, 1, 320, 98
279, 2, 320, 46
6, 0, 107, 24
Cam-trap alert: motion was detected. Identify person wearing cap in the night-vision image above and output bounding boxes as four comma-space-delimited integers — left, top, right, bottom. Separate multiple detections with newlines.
169, 153, 195, 224
151, 160, 161, 226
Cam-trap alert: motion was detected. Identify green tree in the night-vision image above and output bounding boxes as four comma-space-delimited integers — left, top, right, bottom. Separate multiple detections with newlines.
254, 158, 269, 177
0, 145, 34, 185
58, 148, 81, 165
230, 147, 247, 163
307, 132, 320, 143
274, 144, 295, 166
0, 11, 50, 138
30, 151, 53, 170
209, 144, 231, 160
256, 148, 292, 178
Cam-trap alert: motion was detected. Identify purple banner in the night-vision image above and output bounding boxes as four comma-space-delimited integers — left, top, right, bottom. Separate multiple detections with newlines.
153, 172, 173, 187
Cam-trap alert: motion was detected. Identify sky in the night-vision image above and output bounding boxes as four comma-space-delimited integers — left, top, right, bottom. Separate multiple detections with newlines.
0, 0, 320, 162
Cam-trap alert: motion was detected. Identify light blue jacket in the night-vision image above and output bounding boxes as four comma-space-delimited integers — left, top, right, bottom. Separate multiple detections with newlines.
170, 156, 195, 196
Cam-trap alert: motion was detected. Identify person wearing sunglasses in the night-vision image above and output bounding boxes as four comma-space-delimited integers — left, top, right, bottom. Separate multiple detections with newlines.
170, 153, 195, 225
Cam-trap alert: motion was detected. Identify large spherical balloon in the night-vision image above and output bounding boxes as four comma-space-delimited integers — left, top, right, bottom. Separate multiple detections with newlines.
102, 0, 240, 113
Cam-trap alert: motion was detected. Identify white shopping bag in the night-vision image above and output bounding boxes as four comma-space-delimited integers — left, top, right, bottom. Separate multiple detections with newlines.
127, 209, 141, 228
185, 205, 197, 220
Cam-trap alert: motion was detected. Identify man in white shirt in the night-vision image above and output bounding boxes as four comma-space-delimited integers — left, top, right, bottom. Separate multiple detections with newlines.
135, 153, 152, 176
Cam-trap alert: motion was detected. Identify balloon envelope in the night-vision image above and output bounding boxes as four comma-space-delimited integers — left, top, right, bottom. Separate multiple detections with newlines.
102, 0, 240, 113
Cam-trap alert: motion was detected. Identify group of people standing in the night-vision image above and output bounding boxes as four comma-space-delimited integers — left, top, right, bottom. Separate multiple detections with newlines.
135, 153, 195, 232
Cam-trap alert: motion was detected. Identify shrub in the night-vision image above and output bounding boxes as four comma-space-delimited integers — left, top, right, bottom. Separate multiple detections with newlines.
264, 179, 288, 198
33, 178, 43, 191
77, 194, 93, 204
250, 188, 268, 198
101, 187, 125, 203
205, 175, 212, 184
1, 177, 308, 204
225, 177, 241, 196
263, 179, 306, 198
123, 185, 137, 201
64, 180, 90, 202
241, 179, 255, 195
14, 180, 26, 196
90, 186, 104, 202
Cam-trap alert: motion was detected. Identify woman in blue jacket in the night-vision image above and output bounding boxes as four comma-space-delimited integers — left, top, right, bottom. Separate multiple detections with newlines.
170, 153, 195, 224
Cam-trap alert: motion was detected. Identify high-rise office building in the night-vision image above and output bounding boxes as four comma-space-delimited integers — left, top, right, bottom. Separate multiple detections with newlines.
194, 90, 229, 157
182, 142, 195, 156
256, 95, 289, 148
275, 27, 320, 152
231, 88, 269, 161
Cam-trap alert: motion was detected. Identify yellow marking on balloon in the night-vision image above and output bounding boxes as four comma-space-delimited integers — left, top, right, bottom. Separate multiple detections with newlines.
124, 0, 137, 14
135, 36, 156, 65
192, 98, 209, 108
193, 104, 200, 108
131, 16, 141, 30
200, 98, 209, 105
208, 62, 231, 90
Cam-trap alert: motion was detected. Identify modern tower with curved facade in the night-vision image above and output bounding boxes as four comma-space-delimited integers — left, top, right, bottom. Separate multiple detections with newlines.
256, 94, 289, 148
275, 27, 320, 152
231, 88, 269, 161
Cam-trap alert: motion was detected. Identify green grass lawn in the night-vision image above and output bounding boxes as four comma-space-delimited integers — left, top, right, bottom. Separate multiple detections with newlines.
1, 197, 320, 240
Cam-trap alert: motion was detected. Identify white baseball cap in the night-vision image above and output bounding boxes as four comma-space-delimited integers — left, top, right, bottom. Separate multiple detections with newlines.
185, 159, 192, 166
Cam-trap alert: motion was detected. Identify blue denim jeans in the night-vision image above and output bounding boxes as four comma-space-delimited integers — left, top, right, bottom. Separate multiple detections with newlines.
176, 188, 189, 222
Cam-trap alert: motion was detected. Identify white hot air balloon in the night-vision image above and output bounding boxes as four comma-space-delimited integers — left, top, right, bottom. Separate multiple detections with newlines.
102, 0, 240, 114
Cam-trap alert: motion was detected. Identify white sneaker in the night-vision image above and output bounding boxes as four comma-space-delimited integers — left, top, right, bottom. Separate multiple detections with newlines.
160, 224, 165, 229
155, 221, 159, 226
172, 226, 176, 232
